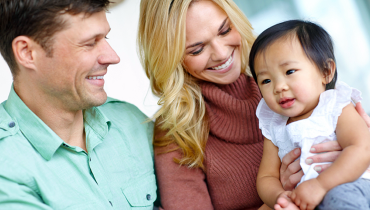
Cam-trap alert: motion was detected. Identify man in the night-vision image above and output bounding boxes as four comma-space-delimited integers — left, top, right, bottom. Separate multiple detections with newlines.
0, 0, 156, 209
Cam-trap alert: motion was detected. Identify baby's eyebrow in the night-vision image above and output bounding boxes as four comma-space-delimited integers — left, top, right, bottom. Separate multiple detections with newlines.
279, 60, 298, 66
256, 71, 267, 78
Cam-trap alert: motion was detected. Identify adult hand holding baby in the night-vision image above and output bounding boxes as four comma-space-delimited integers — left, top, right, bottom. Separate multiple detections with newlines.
278, 102, 370, 209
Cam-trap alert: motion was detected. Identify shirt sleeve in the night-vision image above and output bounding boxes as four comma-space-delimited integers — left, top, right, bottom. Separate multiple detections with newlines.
154, 144, 214, 210
0, 163, 52, 210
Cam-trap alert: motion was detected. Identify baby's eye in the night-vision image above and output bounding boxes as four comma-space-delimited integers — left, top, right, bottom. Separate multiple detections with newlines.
261, 79, 271, 85
286, 69, 296, 75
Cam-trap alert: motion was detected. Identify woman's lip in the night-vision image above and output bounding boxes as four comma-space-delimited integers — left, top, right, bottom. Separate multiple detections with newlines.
208, 50, 235, 69
206, 58, 234, 74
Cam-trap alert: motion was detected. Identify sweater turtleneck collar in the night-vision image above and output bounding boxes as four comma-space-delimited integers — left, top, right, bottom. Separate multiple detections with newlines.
199, 74, 263, 144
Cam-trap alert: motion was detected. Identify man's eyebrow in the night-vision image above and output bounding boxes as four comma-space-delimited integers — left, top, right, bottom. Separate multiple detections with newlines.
218, 17, 228, 32
79, 28, 111, 43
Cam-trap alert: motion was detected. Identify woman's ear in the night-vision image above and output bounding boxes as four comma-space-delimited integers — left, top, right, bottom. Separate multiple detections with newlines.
322, 59, 336, 85
12, 36, 38, 71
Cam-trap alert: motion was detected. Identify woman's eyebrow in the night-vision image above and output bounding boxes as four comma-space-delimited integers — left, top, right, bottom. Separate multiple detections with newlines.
186, 41, 203, 49
186, 17, 229, 49
218, 17, 228, 31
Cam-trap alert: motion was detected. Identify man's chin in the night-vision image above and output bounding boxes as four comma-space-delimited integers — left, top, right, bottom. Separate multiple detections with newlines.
91, 94, 108, 107
81, 93, 108, 109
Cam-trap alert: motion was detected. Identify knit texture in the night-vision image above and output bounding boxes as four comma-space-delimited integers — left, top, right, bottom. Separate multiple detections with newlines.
199, 74, 264, 210
154, 74, 265, 210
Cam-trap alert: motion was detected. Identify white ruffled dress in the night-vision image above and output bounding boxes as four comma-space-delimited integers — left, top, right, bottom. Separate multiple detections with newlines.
256, 81, 370, 184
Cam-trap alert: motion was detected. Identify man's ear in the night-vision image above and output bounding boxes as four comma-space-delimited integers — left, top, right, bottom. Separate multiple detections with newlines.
322, 59, 336, 85
12, 36, 39, 71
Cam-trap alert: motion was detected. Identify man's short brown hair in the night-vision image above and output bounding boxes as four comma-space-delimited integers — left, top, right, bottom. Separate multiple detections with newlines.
0, 0, 111, 76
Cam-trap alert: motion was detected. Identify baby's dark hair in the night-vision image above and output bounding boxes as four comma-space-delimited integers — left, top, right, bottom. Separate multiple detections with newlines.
249, 20, 337, 90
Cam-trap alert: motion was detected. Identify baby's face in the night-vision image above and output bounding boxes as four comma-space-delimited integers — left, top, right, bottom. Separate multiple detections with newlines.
254, 36, 327, 123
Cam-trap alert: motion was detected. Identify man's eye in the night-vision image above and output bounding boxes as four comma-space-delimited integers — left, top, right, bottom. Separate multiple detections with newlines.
286, 69, 296, 75
261, 79, 271, 84
86, 42, 96, 47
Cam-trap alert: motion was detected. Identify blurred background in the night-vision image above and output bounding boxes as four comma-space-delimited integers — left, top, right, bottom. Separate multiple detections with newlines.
0, 0, 369, 118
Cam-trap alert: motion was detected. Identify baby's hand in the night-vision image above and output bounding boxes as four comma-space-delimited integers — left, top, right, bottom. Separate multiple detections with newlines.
291, 179, 327, 210
274, 191, 299, 210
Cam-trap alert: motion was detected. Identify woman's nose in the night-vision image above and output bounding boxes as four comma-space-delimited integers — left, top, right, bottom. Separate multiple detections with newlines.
210, 40, 228, 62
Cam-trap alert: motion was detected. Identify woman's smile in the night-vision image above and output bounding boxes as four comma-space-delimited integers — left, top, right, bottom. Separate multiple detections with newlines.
208, 50, 234, 71
183, 1, 242, 84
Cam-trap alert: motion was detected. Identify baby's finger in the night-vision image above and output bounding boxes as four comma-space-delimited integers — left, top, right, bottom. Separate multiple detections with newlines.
307, 203, 316, 210
274, 204, 283, 210
293, 196, 301, 207
299, 202, 307, 210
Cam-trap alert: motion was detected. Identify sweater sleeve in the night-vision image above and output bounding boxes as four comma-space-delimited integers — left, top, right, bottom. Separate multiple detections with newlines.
155, 144, 214, 210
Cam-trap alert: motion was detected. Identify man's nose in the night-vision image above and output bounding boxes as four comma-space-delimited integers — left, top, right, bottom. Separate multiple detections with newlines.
98, 39, 120, 65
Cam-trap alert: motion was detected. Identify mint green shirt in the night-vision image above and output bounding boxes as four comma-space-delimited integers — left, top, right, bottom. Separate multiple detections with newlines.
0, 87, 156, 209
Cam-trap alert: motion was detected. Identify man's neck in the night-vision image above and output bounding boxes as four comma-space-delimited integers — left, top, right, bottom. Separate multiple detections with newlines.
14, 82, 87, 151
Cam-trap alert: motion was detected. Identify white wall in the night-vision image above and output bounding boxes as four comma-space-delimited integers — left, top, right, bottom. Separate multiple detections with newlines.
1, 0, 369, 117
0, 0, 160, 118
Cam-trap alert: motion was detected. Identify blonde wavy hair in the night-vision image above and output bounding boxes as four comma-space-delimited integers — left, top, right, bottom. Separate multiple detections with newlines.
138, 0, 255, 169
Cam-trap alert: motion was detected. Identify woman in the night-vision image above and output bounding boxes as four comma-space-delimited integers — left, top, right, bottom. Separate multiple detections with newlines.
137, 0, 369, 209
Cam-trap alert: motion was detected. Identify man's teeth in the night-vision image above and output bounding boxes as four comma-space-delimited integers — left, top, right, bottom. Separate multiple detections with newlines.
87, 76, 104, 80
212, 55, 233, 70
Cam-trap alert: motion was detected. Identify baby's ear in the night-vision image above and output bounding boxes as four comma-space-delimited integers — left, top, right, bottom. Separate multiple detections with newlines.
322, 59, 336, 85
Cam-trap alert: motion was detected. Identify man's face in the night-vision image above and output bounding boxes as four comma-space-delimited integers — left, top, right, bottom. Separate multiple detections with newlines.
34, 11, 120, 111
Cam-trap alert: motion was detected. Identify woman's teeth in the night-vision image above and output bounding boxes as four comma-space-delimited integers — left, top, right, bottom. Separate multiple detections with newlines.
87, 76, 104, 80
212, 55, 233, 70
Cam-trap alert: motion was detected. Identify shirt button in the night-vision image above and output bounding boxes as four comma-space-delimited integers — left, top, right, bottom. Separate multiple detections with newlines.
8, 121, 15, 128
146, 194, 151, 200
109, 201, 113, 206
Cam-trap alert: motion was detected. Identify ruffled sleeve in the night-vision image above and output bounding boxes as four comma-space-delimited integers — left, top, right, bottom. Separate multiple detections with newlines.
256, 99, 288, 141
256, 99, 291, 160
316, 81, 362, 134
287, 81, 362, 145
256, 99, 274, 140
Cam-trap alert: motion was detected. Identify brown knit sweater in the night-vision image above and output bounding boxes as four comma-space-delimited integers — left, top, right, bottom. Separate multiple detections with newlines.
155, 74, 264, 210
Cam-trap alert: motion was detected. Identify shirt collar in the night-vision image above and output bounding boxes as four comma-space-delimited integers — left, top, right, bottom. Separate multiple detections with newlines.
4, 85, 111, 160
83, 106, 111, 152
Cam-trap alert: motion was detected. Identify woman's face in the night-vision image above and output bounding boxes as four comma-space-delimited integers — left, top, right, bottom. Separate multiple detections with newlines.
183, 0, 242, 85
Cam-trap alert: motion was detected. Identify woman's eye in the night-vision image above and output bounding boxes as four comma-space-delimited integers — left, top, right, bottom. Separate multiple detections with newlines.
220, 26, 232, 36
286, 69, 296, 75
191, 47, 203, 55
261, 79, 271, 85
